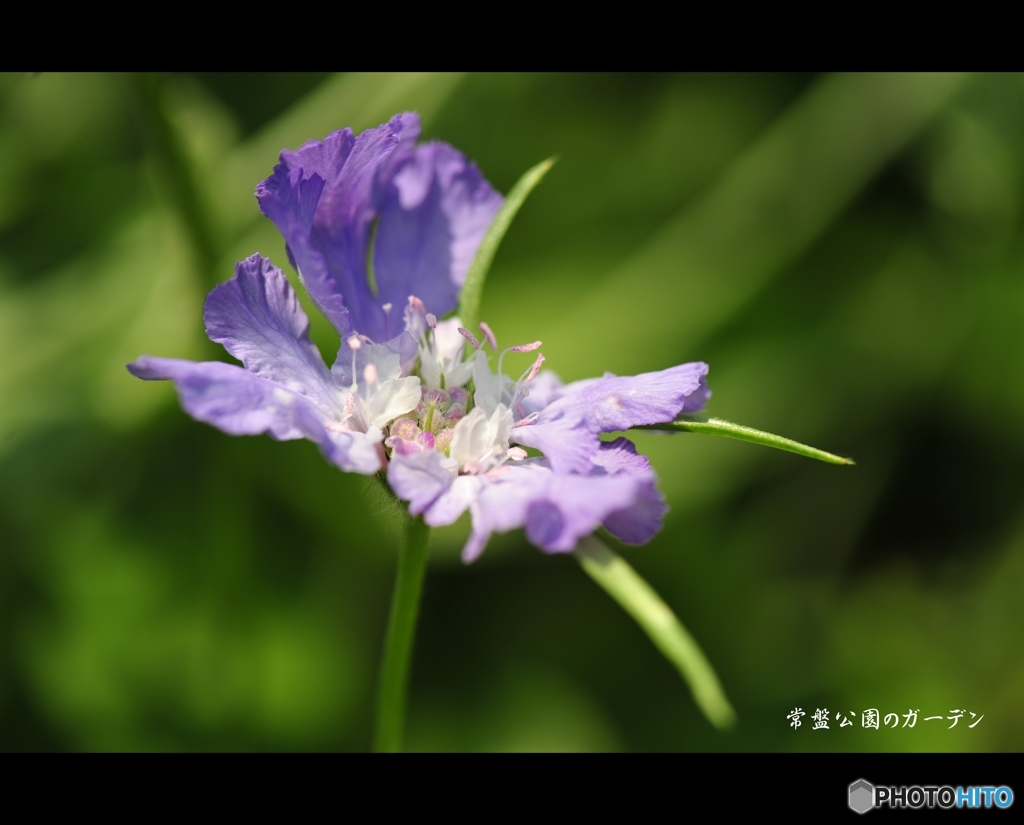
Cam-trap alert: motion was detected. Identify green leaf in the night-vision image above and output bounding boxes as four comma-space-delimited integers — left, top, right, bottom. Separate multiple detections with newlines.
457, 157, 556, 331
575, 536, 737, 730
634, 414, 854, 465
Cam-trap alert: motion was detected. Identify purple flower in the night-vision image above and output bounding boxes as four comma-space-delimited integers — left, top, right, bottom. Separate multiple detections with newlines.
128, 113, 711, 562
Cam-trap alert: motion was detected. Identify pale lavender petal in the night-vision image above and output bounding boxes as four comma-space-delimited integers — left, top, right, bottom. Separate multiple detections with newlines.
526, 472, 663, 552
589, 437, 651, 476
542, 362, 710, 433
372, 140, 503, 321
508, 413, 599, 475
601, 481, 666, 546
463, 465, 546, 562
204, 254, 340, 418
423, 475, 483, 527
386, 449, 454, 516
126, 357, 381, 474
460, 461, 666, 561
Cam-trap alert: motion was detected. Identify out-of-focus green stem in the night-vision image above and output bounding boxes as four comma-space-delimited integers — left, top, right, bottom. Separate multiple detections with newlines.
373, 514, 431, 753
635, 414, 854, 465
575, 536, 736, 730
457, 157, 555, 332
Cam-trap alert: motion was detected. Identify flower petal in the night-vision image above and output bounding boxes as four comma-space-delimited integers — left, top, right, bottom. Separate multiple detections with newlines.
543, 362, 710, 433
256, 115, 411, 340
590, 437, 652, 476
204, 254, 340, 418
373, 140, 503, 323
365, 376, 422, 430
517, 363, 710, 473
127, 357, 381, 474
507, 412, 600, 475
386, 449, 456, 516
461, 461, 666, 562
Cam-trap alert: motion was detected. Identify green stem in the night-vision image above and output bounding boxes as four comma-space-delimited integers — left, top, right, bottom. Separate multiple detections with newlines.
373, 514, 431, 752
575, 536, 736, 730
634, 414, 854, 465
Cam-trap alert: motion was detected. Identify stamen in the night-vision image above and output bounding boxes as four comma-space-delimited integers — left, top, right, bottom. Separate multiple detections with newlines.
523, 353, 545, 384
407, 295, 425, 316
363, 364, 378, 386
506, 447, 528, 461
347, 335, 361, 389
341, 392, 356, 424
458, 327, 482, 350
426, 313, 437, 329
508, 353, 546, 411
509, 341, 542, 353
479, 321, 498, 351
512, 413, 539, 429
382, 303, 393, 339
496, 341, 541, 393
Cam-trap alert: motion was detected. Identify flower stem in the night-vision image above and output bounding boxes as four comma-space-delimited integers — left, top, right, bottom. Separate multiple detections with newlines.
373, 513, 431, 753
575, 535, 737, 730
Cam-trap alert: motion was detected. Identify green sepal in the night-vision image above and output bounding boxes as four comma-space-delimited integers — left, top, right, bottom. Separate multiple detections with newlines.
634, 414, 854, 466
575, 536, 737, 730
457, 157, 556, 332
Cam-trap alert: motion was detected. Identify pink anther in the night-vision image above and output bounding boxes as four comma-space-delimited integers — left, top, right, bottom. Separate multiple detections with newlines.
524, 353, 545, 383
509, 340, 542, 353
511, 413, 539, 429
458, 327, 482, 350
479, 321, 498, 351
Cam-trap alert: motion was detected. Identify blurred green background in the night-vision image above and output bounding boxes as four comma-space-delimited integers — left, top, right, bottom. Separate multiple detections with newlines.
2, 72, 1023, 751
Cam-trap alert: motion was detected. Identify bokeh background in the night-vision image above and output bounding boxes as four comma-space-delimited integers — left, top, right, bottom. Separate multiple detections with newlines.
2, 72, 1023, 751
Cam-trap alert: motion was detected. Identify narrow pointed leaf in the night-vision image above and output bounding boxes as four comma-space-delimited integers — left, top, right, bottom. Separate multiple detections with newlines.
634, 414, 854, 465
575, 536, 737, 730
457, 157, 555, 331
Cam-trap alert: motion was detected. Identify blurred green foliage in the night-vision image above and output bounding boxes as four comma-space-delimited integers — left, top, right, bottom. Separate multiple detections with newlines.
2, 72, 1023, 751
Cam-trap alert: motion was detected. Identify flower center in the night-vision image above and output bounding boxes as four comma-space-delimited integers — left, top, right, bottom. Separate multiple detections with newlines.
381, 302, 545, 474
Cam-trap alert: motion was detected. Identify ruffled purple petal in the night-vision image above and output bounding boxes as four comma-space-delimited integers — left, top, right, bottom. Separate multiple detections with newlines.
257, 113, 502, 345
519, 363, 709, 474
508, 413, 599, 475
589, 437, 652, 476
461, 461, 666, 562
256, 115, 410, 340
544, 362, 710, 432
127, 357, 381, 474
372, 140, 503, 321
204, 254, 340, 418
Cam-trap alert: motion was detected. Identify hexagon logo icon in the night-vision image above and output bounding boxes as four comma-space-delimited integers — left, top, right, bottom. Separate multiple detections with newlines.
849, 779, 875, 814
